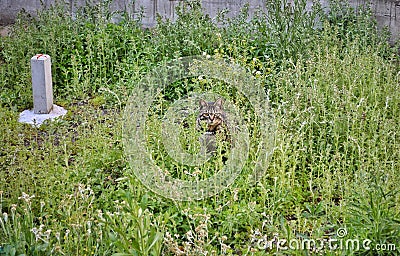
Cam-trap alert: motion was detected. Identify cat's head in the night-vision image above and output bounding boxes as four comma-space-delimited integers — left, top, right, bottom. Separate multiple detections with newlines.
198, 98, 225, 129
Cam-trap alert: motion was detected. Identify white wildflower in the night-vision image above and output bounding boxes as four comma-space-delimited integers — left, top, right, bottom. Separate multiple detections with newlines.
31, 227, 41, 241
65, 229, 70, 239
55, 232, 60, 242
44, 229, 51, 241
18, 192, 35, 204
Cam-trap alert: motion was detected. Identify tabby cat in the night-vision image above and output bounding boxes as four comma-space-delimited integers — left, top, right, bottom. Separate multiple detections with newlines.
196, 98, 230, 154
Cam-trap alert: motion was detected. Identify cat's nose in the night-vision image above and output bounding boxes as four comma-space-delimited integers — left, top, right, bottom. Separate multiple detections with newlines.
209, 114, 214, 121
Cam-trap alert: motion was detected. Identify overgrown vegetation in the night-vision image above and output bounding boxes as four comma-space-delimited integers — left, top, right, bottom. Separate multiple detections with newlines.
0, 0, 399, 255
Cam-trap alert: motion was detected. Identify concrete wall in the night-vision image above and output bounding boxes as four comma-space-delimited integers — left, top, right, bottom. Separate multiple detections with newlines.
1, 0, 399, 42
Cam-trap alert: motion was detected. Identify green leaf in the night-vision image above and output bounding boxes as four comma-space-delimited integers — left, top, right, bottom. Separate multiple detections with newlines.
147, 232, 163, 251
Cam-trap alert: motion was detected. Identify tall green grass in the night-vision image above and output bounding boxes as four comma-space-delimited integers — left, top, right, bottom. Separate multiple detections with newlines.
0, 0, 399, 255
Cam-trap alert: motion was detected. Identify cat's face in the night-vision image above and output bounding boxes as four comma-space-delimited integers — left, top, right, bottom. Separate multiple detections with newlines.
198, 98, 225, 129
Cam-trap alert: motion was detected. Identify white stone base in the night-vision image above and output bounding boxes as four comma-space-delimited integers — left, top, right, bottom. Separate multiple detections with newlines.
19, 104, 67, 127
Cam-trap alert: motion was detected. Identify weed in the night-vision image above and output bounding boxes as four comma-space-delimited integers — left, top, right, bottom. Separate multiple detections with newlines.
0, 0, 399, 255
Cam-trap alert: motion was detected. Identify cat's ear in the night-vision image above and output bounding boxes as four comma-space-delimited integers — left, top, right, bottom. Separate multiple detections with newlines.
214, 98, 223, 109
199, 99, 208, 108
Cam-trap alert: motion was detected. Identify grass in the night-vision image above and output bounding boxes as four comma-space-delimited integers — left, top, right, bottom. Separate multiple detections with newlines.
0, 0, 399, 255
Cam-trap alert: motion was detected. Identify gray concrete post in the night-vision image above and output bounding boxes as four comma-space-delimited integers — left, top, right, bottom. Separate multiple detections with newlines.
31, 54, 53, 114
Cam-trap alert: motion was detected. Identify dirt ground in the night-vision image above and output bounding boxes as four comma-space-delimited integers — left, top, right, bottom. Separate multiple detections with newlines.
0, 25, 11, 37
